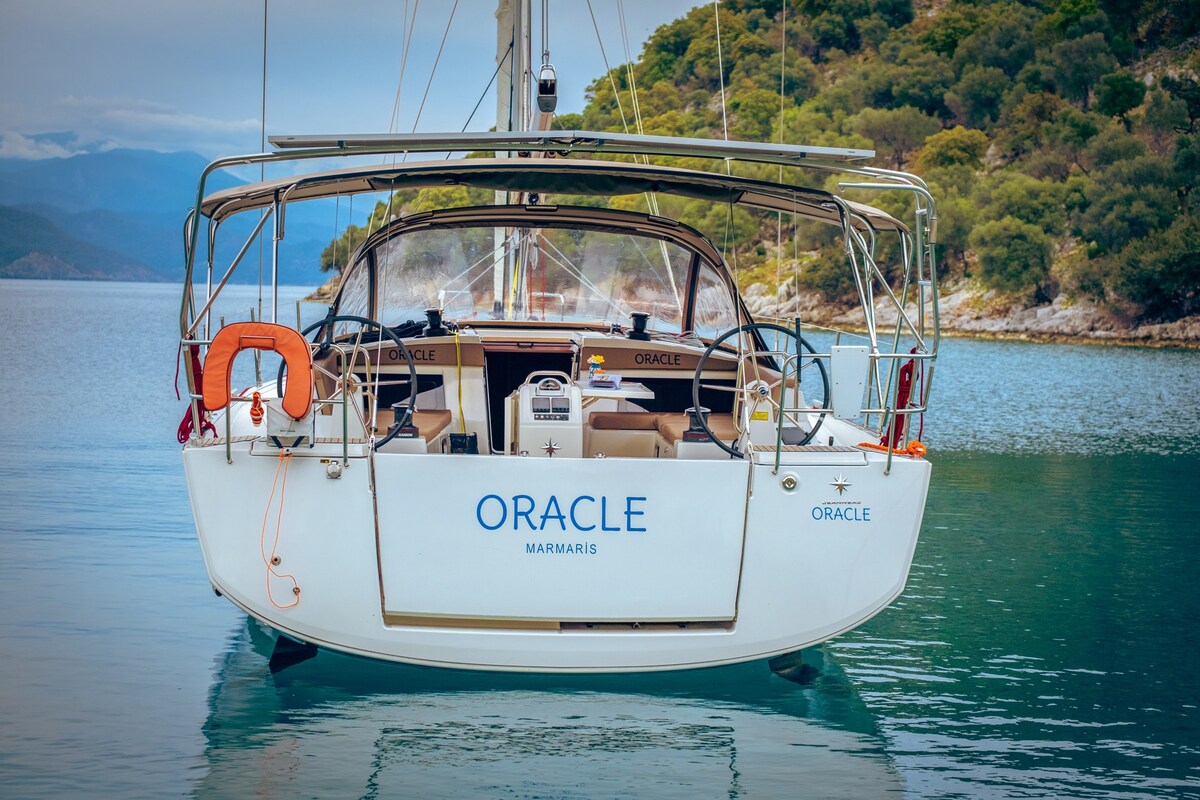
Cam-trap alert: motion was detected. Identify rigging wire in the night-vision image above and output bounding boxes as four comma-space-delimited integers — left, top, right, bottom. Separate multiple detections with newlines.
388, 0, 421, 135
714, 0, 734, 314
410, 0, 460, 134
458, 43, 512, 135
713, 0, 729, 141
609, 0, 683, 314
378, 1, 420, 288
617, 3, 646, 139
776, 0, 787, 293
257, 0, 268, 324
585, 0, 632, 134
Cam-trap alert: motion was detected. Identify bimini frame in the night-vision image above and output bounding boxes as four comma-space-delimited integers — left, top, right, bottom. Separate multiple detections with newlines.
179, 130, 939, 470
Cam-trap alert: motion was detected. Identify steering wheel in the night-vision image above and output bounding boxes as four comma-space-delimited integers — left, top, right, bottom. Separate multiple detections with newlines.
691, 322, 830, 458
277, 314, 418, 451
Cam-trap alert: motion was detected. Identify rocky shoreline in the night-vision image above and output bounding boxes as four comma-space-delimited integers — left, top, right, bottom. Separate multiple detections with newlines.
743, 281, 1200, 349
308, 274, 1198, 348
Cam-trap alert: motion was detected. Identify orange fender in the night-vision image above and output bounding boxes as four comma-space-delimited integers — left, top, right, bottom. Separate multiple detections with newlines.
202, 322, 313, 420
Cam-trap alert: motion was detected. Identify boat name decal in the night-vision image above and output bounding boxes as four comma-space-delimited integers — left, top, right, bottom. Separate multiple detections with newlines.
634, 352, 681, 366
811, 501, 871, 522
388, 347, 439, 362
476, 494, 647, 533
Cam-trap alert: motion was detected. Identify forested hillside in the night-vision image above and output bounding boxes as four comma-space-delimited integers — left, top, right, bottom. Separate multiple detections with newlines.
0, 205, 165, 282
325, 0, 1199, 326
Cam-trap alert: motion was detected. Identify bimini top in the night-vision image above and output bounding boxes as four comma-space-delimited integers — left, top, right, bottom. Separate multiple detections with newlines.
199, 157, 907, 234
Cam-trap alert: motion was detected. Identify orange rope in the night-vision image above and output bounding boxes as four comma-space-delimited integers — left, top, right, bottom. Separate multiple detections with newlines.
857, 439, 928, 458
260, 451, 300, 608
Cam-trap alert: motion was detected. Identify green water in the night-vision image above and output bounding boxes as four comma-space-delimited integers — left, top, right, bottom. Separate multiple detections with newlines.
0, 280, 1197, 797
835, 451, 1200, 797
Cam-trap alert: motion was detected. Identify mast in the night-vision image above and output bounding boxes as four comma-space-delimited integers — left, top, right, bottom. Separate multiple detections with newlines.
492, 0, 531, 317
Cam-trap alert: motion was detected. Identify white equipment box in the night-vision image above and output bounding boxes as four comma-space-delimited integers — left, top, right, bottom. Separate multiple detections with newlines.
507, 372, 583, 458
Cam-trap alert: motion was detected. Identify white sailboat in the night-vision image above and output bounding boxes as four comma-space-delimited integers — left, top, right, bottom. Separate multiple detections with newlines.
179, 1, 940, 674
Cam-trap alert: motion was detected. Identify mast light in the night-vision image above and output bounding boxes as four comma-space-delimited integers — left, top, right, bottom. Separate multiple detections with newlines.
537, 64, 558, 113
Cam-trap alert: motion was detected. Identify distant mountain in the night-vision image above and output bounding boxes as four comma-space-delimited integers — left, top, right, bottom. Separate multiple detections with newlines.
0, 205, 167, 282
0, 148, 326, 285
0, 149, 226, 215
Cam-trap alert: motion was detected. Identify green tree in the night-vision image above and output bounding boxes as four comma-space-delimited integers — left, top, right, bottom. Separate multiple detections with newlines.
1041, 0, 1104, 41
1173, 132, 1200, 211
319, 193, 411, 273
1094, 70, 1146, 127
999, 91, 1064, 157
799, 0, 873, 55
951, 6, 1038, 79
916, 126, 989, 170
921, 4, 985, 57
638, 10, 704, 86
678, 6, 771, 88
1075, 174, 1176, 255
947, 67, 1012, 128
930, 188, 980, 264
1042, 106, 1105, 173
1109, 216, 1200, 319
731, 88, 791, 140
850, 106, 941, 168
969, 216, 1053, 296
977, 172, 1069, 235
1080, 123, 1146, 171
551, 112, 584, 130
887, 48, 955, 116
777, 103, 871, 149
319, 224, 366, 273
871, 0, 913, 29
1160, 74, 1200, 133
406, 186, 484, 215
1138, 89, 1188, 155
795, 249, 858, 300
1048, 33, 1117, 110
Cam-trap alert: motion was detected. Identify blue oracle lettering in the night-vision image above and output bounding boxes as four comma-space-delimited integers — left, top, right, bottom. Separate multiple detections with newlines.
539, 495, 567, 531
512, 494, 536, 531
811, 505, 871, 522
600, 496, 621, 532
477, 494, 507, 530
625, 496, 647, 532
477, 494, 649, 533
569, 496, 596, 532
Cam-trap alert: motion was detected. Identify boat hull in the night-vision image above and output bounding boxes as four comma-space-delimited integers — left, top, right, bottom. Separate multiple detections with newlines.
184, 440, 929, 673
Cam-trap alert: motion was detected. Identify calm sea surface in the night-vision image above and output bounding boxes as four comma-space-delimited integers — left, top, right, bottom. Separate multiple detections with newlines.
1, 279, 1197, 798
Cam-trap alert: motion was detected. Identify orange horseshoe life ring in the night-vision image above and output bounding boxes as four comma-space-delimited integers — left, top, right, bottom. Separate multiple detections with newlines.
202, 322, 314, 420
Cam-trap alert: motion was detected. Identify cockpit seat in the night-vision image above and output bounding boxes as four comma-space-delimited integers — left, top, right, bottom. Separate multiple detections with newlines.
373, 408, 454, 443
655, 413, 739, 445
583, 411, 662, 458
587, 411, 662, 431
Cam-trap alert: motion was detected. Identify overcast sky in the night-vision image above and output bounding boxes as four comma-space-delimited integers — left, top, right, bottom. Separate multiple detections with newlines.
0, 0, 701, 160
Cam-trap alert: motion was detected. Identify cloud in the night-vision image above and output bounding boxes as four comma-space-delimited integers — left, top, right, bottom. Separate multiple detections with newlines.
3, 96, 262, 157
0, 131, 82, 160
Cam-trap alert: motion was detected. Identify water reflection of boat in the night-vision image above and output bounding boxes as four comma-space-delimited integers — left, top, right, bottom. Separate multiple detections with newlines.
196, 619, 903, 798
178, 2, 938, 674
